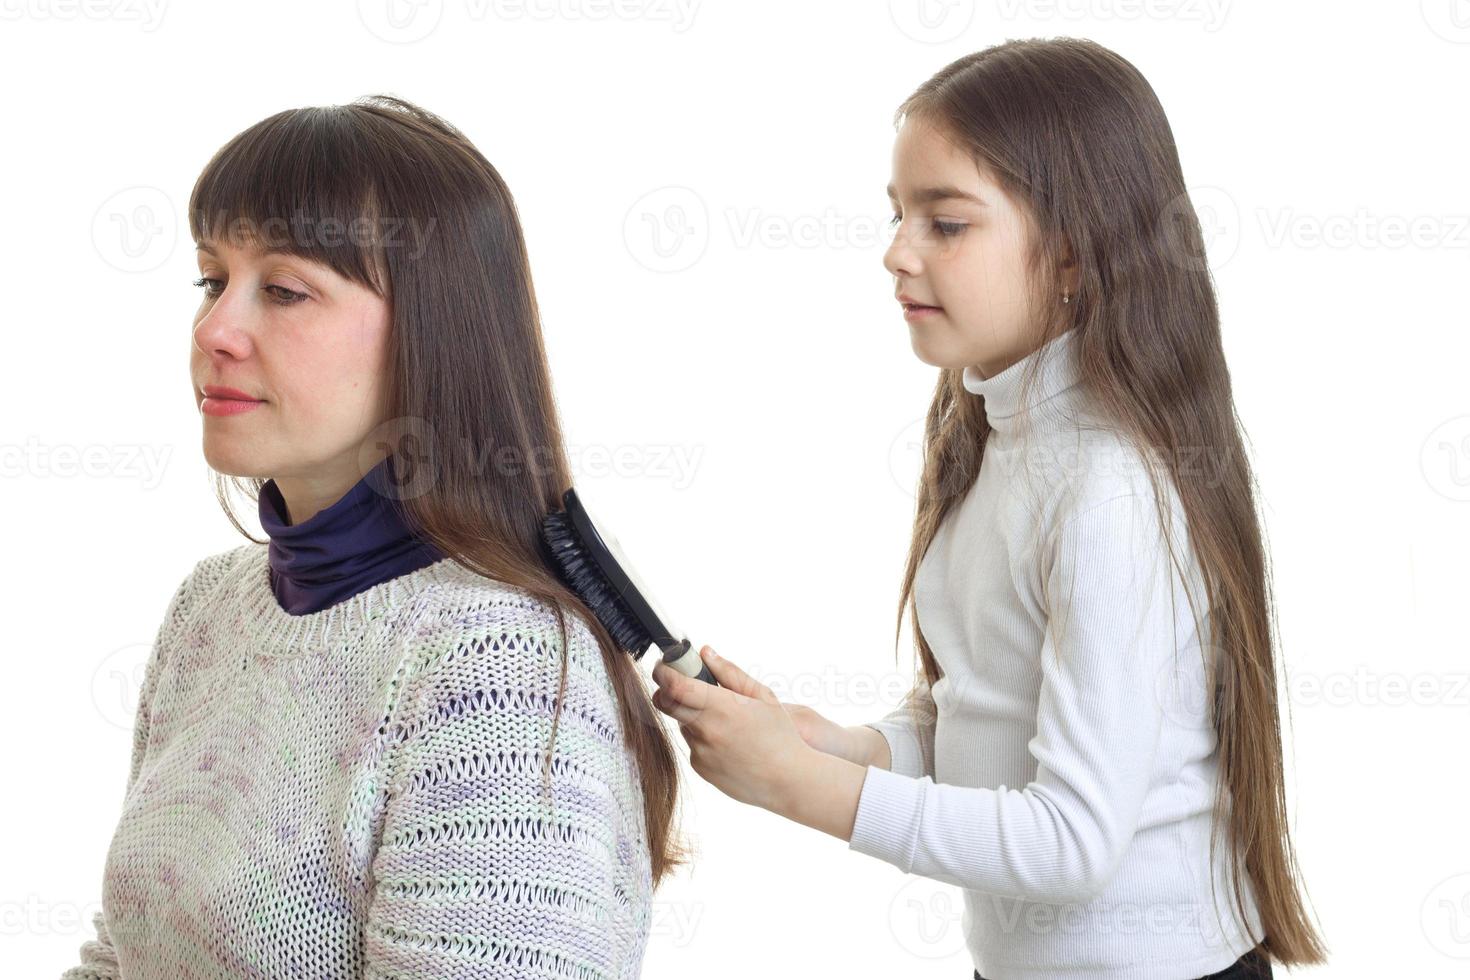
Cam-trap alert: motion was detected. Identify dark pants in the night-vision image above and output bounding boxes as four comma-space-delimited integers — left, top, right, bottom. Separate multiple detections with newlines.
972, 943, 1272, 980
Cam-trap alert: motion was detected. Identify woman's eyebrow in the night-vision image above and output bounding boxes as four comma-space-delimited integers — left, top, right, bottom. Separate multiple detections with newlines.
886, 183, 989, 206
194, 241, 294, 259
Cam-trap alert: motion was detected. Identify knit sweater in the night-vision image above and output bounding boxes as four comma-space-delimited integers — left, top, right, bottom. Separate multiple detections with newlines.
63, 542, 653, 980
851, 329, 1266, 978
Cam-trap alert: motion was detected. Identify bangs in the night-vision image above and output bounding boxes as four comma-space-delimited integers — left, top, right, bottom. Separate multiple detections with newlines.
188, 107, 390, 295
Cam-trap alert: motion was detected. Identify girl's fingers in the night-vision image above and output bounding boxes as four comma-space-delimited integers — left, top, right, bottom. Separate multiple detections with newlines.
653, 687, 702, 726
700, 647, 776, 703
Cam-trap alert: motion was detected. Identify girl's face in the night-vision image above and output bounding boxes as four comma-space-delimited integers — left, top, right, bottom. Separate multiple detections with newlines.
190, 237, 393, 522
884, 116, 1050, 379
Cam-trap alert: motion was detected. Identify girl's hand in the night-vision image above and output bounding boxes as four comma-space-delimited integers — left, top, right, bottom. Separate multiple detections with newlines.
650, 646, 817, 814
782, 702, 872, 767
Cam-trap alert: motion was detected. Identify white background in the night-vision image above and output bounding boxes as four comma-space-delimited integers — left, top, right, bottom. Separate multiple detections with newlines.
3, 1, 1468, 976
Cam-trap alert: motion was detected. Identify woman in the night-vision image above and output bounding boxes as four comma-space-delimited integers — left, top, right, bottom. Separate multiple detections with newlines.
64, 95, 687, 980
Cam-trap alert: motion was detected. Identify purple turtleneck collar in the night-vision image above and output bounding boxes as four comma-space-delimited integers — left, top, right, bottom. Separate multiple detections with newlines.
258, 454, 448, 615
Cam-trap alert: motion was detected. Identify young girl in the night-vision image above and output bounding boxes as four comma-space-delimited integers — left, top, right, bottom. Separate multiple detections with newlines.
64, 96, 687, 979
650, 38, 1327, 979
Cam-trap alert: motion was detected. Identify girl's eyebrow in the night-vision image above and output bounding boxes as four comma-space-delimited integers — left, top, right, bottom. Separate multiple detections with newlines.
886, 183, 989, 206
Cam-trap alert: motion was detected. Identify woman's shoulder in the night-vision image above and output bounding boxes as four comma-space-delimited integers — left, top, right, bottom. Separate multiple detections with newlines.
159, 542, 257, 617
409, 565, 616, 697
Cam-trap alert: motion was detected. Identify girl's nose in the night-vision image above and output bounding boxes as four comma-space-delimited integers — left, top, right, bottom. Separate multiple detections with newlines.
883, 227, 922, 279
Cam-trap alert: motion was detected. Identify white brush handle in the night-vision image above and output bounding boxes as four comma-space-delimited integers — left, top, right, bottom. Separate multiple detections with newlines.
663, 641, 717, 686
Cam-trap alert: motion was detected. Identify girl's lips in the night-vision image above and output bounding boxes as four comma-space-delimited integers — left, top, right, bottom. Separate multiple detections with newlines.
903, 303, 944, 321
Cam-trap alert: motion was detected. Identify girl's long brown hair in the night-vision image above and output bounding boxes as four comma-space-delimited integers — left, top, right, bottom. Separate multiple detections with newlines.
188, 95, 689, 887
890, 40, 1326, 966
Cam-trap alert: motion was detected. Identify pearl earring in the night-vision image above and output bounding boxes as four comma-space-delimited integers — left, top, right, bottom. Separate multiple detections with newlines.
1062, 292, 1071, 304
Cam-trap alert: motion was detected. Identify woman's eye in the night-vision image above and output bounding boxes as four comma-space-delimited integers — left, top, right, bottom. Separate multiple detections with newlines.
888, 213, 902, 227
190, 277, 306, 306
933, 220, 967, 237
263, 284, 307, 305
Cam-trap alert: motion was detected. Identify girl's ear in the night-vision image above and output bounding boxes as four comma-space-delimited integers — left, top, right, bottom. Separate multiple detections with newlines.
1057, 235, 1082, 297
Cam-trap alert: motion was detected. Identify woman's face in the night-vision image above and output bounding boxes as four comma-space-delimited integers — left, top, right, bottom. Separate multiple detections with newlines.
883, 116, 1053, 379
190, 236, 392, 522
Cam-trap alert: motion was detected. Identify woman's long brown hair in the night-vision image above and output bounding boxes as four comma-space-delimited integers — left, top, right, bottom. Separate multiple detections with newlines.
890, 40, 1326, 966
187, 95, 689, 887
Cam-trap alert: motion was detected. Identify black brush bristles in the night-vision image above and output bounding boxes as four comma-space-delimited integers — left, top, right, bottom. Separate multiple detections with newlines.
541, 507, 654, 659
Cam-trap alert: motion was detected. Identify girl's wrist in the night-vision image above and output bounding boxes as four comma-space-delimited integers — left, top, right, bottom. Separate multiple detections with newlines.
843, 724, 890, 769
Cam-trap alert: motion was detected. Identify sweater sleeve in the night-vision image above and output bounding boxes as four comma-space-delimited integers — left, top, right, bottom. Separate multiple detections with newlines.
362, 603, 649, 980
847, 489, 1187, 905
62, 570, 196, 980
860, 674, 937, 779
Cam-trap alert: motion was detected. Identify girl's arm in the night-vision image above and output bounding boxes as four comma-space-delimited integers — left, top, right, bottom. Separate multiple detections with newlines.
842, 489, 1185, 904
853, 673, 937, 777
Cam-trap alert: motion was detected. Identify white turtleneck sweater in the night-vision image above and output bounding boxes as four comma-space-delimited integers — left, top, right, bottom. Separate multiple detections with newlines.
849, 329, 1266, 979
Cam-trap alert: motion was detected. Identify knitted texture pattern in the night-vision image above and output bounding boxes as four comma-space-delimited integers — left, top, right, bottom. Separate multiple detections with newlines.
63, 542, 653, 980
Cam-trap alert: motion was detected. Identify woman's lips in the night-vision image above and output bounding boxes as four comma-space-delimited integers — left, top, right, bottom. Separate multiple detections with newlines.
201, 397, 265, 417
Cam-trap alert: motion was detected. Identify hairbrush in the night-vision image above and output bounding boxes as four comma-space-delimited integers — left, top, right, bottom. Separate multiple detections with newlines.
540, 487, 717, 685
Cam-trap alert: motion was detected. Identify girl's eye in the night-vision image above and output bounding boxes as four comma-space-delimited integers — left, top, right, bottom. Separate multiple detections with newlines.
889, 213, 902, 227
191, 277, 307, 306
933, 220, 967, 237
